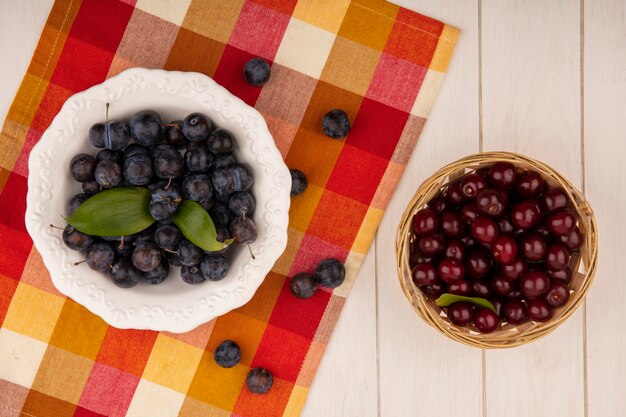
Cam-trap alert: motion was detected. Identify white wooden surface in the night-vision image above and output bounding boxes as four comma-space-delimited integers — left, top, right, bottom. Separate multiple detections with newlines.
1, 1, 625, 416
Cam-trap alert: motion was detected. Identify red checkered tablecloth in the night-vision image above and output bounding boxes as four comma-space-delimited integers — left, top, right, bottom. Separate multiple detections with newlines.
0, 0, 458, 416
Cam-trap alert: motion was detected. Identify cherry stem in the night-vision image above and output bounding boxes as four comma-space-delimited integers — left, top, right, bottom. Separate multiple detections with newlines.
118, 236, 125, 251
164, 249, 178, 254
74, 260, 86, 266
105, 102, 109, 123
49, 224, 65, 230
247, 244, 256, 260
164, 177, 172, 190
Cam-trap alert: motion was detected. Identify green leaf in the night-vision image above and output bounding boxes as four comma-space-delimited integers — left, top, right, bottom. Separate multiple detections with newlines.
173, 200, 230, 252
66, 187, 154, 236
435, 293, 497, 313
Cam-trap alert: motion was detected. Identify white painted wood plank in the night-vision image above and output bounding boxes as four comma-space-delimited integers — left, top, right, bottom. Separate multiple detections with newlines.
481, 1, 585, 417
0, 0, 53, 127
584, 1, 626, 416
303, 245, 378, 417
377, 2, 483, 417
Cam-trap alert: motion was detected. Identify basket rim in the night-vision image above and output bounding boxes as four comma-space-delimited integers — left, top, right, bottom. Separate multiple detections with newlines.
395, 151, 599, 349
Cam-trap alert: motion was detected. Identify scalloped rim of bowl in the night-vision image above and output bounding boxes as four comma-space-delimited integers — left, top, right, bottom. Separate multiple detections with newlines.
25, 68, 291, 333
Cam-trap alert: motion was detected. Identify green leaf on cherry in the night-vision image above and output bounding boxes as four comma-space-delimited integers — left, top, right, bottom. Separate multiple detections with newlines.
172, 199, 233, 252
435, 293, 497, 313
66, 187, 154, 236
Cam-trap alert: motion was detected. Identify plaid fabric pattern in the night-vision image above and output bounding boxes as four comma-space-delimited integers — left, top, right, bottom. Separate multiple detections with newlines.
0, 0, 458, 416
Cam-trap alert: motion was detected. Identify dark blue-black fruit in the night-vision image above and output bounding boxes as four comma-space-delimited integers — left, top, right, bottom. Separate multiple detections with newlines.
200, 255, 229, 281
62, 225, 94, 251
144, 259, 169, 285
153, 144, 184, 180
322, 109, 350, 139
182, 113, 212, 142
129, 110, 163, 147
67, 193, 88, 216
69, 153, 97, 182
214, 340, 241, 368
180, 264, 205, 284
289, 169, 307, 196
208, 129, 236, 154
89, 120, 130, 150
183, 173, 213, 204
246, 367, 273, 394
110, 257, 142, 288
164, 120, 188, 149
289, 272, 317, 299
314, 258, 346, 288
123, 153, 153, 185
243, 58, 271, 86
178, 239, 204, 267
228, 191, 255, 216
86, 242, 115, 272
94, 159, 123, 188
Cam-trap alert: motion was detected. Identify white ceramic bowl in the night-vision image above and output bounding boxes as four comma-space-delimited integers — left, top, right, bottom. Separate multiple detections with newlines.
25, 68, 291, 333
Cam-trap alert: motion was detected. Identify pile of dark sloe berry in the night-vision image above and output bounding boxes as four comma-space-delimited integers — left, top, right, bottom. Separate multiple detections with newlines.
64, 109, 258, 288
62, 56, 351, 395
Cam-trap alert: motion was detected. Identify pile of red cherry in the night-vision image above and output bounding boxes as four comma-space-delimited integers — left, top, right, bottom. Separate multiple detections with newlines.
410, 162, 583, 333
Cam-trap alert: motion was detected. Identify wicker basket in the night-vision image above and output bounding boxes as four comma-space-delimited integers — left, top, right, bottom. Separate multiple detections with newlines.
395, 151, 598, 348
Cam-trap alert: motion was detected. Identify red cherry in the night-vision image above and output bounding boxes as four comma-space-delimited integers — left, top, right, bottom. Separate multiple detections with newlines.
429, 196, 449, 213
542, 188, 569, 212
488, 162, 517, 188
466, 249, 492, 279
492, 274, 516, 296
448, 279, 471, 296
511, 201, 540, 229
546, 244, 570, 271
409, 251, 432, 268
499, 258, 528, 281
491, 235, 518, 264
504, 299, 528, 324
444, 182, 464, 205
515, 170, 545, 198
447, 302, 474, 326
520, 233, 548, 262
422, 282, 444, 298
438, 259, 465, 283
474, 308, 500, 333
460, 173, 488, 200
440, 212, 465, 238
520, 270, 551, 299
545, 282, 570, 307
461, 203, 480, 224
413, 208, 439, 235
476, 189, 506, 218
547, 268, 572, 284
419, 233, 445, 257
558, 226, 583, 250
527, 299, 553, 322
444, 240, 466, 261
472, 279, 492, 297
471, 218, 499, 244
411, 262, 438, 286
547, 210, 576, 236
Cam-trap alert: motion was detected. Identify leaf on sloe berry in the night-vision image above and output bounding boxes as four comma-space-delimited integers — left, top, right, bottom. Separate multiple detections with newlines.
66, 187, 154, 236
435, 293, 497, 313
173, 200, 232, 252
